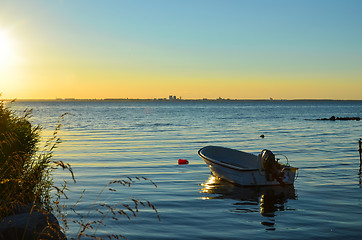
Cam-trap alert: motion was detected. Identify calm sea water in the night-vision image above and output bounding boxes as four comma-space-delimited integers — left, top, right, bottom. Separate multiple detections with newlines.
11, 100, 362, 239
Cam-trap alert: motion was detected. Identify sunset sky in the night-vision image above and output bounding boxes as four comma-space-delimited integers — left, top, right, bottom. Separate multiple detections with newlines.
0, 0, 361, 100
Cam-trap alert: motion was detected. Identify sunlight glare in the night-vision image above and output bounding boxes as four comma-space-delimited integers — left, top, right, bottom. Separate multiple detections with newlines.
0, 30, 17, 69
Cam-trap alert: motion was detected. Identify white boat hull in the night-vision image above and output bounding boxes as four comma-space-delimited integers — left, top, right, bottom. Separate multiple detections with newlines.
199, 146, 298, 186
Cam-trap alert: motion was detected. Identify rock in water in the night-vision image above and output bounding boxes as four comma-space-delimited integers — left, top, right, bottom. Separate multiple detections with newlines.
317, 116, 361, 121
0, 205, 66, 240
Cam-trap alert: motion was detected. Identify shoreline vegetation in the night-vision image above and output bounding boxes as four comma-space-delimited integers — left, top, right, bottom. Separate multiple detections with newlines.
0, 100, 72, 239
0, 100, 160, 239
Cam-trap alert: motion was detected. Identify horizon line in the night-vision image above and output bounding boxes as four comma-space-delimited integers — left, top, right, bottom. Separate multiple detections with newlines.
2, 97, 362, 102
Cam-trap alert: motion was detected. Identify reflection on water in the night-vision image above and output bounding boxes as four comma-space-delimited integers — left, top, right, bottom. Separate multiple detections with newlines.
359, 163, 362, 187
201, 176, 297, 230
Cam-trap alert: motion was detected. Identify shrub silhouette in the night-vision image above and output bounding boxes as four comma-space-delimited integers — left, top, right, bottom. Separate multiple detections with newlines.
0, 100, 73, 218
1, 100, 41, 214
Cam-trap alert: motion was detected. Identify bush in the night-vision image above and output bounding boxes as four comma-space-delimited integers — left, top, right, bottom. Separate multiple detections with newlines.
0, 100, 73, 218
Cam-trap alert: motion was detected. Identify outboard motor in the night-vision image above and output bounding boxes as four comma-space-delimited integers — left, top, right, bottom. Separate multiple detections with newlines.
261, 149, 276, 171
261, 149, 288, 184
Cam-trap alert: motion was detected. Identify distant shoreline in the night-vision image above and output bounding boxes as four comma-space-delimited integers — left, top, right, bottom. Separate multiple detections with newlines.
3, 98, 362, 102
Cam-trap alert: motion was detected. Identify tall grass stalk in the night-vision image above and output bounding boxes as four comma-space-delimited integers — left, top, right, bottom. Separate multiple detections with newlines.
68, 177, 160, 240
0, 99, 74, 236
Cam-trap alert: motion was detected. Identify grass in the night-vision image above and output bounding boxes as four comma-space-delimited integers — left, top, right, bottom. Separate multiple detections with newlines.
68, 177, 160, 239
0, 99, 159, 239
0, 99, 75, 238
1, 99, 49, 215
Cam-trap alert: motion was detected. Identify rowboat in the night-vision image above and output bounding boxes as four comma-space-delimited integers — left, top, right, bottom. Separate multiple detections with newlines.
198, 146, 298, 186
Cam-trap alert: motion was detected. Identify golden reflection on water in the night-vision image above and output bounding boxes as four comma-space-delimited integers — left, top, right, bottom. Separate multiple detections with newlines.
201, 176, 297, 230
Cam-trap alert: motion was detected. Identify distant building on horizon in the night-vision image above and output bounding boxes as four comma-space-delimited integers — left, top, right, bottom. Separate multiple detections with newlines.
168, 95, 181, 100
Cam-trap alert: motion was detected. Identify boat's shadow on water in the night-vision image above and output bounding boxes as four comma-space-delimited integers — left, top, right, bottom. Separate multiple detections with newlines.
200, 176, 297, 230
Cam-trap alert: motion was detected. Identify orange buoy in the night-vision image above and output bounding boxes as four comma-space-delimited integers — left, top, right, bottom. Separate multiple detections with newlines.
178, 159, 189, 165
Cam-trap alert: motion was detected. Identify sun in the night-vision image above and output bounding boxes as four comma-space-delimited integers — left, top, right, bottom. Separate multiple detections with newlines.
0, 29, 21, 91
0, 30, 17, 68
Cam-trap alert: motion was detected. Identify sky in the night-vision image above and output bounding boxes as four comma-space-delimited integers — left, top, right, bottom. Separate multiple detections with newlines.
0, 0, 361, 100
